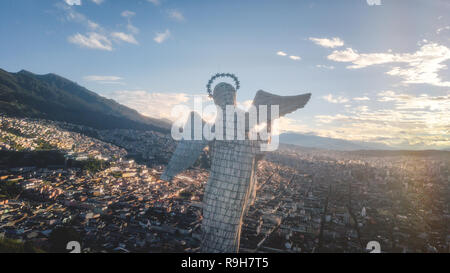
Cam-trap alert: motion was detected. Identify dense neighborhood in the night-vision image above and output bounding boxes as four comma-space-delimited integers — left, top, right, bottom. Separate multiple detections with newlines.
0, 116, 448, 253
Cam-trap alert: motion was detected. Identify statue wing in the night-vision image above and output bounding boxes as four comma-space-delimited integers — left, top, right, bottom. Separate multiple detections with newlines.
252, 90, 311, 122
160, 112, 209, 181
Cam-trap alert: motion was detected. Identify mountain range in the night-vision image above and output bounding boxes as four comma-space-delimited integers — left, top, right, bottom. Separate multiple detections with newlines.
279, 132, 393, 151
1, 68, 447, 151
0, 69, 170, 132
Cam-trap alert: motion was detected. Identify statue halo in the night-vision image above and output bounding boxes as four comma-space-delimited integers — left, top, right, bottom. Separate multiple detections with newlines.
207, 73, 240, 98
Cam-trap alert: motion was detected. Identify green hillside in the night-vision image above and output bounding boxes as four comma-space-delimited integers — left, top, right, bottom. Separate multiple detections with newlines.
0, 69, 170, 132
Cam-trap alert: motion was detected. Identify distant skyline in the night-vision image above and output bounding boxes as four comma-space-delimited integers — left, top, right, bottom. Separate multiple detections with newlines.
1, 0, 449, 149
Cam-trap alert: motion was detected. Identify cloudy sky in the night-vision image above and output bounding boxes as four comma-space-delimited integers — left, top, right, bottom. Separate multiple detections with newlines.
1, 0, 449, 149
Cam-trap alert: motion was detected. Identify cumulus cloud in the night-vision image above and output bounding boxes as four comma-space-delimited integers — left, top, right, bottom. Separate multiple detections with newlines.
327, 42, 450, 87
83, 75, 124, 84
87, 21, 100, 30
147, 0, 160, 6
127, 23, 139, 35
111, 32, 138, 45
115, 11, 139, 43
121, 10, 136, 18
168, 10, 185, 21
315, 91, 450, 149
277, 51, 301, 61
59, 3, 139, 50
436, 26, 450, 34
68, 32, 112, 51
309, 37, 344, 48
327, 48, 360, 62
84, 75, 122, 81
59, 3, 101, 31
377, 90, 450, 111
120, 10, 139, 35
107, 90, 195, 120
64, 0, 81, 6
353, 96, 370, 101
154, 29, 171, 43
322, 94, 349, 104
235, 100, 253, 111
91, 0, 104, 4
366, 0, 381, 5
272, 117, 311, 135
316, 64, 335, 70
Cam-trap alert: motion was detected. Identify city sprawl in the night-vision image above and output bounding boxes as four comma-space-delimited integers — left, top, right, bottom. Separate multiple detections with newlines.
0, 116, 448, 253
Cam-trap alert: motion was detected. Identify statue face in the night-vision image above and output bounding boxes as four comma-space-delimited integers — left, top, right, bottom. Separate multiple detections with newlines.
213, 82, 237, 108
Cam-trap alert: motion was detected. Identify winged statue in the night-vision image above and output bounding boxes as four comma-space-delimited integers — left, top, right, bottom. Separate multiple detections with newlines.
160, 73, 311, 253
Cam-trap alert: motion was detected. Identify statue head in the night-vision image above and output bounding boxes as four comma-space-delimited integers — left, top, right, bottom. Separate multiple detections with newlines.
213, 82, 237, 108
